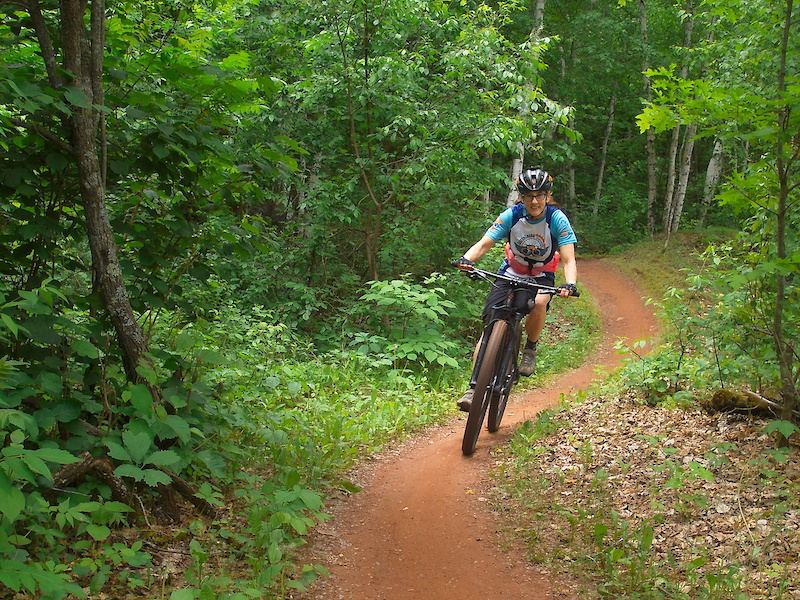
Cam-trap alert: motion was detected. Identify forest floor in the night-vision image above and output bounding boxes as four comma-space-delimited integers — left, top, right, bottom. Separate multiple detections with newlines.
292, 258, 661, 600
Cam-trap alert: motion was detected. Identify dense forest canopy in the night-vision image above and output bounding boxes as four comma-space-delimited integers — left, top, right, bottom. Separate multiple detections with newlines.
0, 0, 797, 597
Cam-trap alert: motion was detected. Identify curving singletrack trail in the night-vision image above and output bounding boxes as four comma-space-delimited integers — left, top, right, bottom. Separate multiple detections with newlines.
296, 258, 659, 600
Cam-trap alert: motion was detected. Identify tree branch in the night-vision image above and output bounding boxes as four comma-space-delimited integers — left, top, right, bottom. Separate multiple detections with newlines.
25, 0, 62, 87
8, 117, 74, 154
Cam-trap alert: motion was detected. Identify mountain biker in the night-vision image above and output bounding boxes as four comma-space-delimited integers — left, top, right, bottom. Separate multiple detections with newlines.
452, 167, 578, 411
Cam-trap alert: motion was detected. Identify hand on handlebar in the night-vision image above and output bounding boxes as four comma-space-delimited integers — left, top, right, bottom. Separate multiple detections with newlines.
556, 283, 579, 298
451, 257, 474, 270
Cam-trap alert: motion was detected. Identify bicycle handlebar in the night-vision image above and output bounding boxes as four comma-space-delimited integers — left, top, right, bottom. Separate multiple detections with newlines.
456, 266, 580, 297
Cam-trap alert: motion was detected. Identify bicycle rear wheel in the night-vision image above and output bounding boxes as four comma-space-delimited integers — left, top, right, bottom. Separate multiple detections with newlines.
462, 320, 508, 455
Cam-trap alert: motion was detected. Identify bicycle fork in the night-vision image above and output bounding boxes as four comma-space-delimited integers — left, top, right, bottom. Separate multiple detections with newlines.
469, 316, 523, 396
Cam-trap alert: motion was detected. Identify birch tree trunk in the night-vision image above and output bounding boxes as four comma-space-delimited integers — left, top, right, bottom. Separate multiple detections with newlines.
506, 144, 524, 206
698, 138, 724, 227
669, 122, 697, 233
507, 0, 547, 206
662, 125, 680, 229
533, 0, 546, 33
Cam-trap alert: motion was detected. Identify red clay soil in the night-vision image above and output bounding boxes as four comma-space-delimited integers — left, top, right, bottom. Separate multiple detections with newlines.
295, 258, 659, 600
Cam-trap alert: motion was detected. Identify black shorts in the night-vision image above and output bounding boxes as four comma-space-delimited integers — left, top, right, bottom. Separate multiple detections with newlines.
481, 274, 555, 326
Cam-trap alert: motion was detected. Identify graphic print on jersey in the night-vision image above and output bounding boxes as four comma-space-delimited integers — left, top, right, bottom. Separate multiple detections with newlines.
514, 232, 548, 261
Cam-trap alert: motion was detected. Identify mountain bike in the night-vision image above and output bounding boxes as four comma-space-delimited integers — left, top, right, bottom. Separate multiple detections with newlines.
456, 265, 579, 456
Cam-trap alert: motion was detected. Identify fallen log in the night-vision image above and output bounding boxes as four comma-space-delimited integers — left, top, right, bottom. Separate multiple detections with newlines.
52, 452, 132, 504
708, 388, 783, 417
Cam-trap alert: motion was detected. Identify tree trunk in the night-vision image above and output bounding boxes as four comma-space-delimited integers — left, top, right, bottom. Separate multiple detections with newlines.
698, 138, 724, 227
566, 115, 577, 214
773, 0, 797, 436
662, 125, 681, 231
640, 0, 659, 236
55, 0, 157, 391
593, 94, 616, 216
662, 1, 695, 234
507, 145, 524, 206
668, 122, 697, 233
533, 0, 546, 33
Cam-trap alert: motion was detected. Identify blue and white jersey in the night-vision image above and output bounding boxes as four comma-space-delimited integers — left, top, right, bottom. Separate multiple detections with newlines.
485, 204, 577, 277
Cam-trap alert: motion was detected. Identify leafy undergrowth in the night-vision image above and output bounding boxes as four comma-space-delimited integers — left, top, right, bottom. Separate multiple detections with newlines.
493, 392, 800, 599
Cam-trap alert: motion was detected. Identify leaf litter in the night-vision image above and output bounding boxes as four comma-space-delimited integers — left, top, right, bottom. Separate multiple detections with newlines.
491, 393, 800, 598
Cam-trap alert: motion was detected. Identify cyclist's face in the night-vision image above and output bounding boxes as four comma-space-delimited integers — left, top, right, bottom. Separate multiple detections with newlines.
521, 191, 549, 217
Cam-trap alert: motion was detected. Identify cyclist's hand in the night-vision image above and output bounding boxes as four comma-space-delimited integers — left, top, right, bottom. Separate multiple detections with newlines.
452, 257, 474, 270
557, 283, 579, 298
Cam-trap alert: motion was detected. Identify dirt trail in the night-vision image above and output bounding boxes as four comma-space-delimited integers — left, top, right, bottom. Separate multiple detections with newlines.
297, 258, 658, 600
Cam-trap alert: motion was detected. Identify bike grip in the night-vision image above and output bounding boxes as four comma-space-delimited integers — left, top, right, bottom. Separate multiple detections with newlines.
558, 283, 579, 298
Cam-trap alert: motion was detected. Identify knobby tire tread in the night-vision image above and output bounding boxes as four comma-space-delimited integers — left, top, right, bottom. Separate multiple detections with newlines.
462, 321, 508, 455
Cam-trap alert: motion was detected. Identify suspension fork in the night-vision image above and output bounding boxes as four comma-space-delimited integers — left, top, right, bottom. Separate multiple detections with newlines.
494, 315, 524, 393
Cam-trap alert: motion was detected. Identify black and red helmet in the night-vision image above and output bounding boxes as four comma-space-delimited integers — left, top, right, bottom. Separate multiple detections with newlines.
516, 167, 553, 194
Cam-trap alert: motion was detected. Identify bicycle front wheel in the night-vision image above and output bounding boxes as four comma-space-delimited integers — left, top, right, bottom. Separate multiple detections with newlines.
487, 358, 513, 433
488, 324, 518, 433
462, 320, 508, 455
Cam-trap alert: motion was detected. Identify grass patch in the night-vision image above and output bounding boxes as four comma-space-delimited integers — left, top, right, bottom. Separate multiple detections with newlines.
603, 228, 736, 300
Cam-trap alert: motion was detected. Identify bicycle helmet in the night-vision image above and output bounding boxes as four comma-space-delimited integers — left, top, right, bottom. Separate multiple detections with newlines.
516, 167, 553, 194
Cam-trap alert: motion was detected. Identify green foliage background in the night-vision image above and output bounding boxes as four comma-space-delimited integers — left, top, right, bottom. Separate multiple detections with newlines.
0, 0, 797, 598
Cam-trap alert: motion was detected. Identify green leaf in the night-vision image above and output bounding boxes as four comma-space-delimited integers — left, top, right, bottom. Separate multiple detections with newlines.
196, 349, 228, 365
142, 468, 172, 486
331, 480, 362, 494
764, 420, 800, 439
34, 447, 80, 465
20, 451, 52, 479
86, 524, 111, 540
290, 517, 310, 535
176, 332, 198, 351
114, 464, 147, 482
51, 400, 81, 423
0, 472, 25, 522
72, 339, 99, 359
64, 86, 91, 108
296, 488, 323, 511
146, 450, 180, 468
688, 461, 715, 482
126, 384, 154, 416
267, 541, 283, 564
122, 430, 152, 463
164, 414, 192, 443
197, 449, 227, 478
0, 314, 21, 338
105, 440, 131, 461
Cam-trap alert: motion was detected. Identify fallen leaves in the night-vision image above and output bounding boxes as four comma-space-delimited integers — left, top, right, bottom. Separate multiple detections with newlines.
494, 394, 800, 598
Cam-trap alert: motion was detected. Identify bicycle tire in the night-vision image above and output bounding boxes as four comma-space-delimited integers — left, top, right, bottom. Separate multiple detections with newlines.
487, 361, 513, 433
462, 320, 508, 455
487, 323, 518, 432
